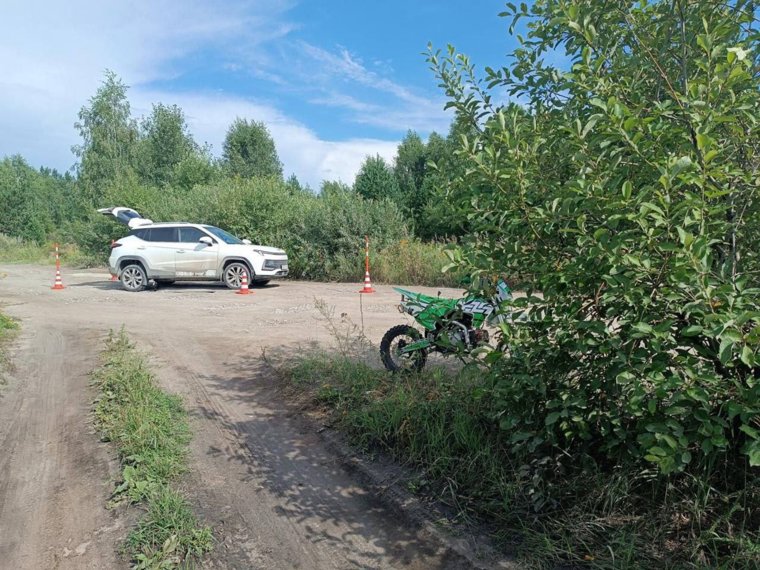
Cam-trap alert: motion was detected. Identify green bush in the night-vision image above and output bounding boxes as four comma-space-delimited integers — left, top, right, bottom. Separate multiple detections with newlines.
62, 176, 462, 285
432, 0, 760, 474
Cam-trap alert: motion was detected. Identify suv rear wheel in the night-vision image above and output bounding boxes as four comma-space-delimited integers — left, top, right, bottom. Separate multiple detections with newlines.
223, 262, 251, 289
121, 263, 147, 292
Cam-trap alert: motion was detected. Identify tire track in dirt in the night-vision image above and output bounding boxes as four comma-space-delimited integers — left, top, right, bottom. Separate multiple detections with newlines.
0, 321, 125, 569
139, 332, 464, 570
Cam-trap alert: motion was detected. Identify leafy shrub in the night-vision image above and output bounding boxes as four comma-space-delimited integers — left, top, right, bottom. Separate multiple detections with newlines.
432, 0, 760, 476
65, 176, 464, 284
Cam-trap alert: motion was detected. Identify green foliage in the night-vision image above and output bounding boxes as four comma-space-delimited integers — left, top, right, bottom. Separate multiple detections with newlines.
0, 156, 76, 243
284, 351, 760, 567
372, 239, 463, 287
128, 487, 214, 569
222, 118, 283, 179
385, 127, 475, 240
67, 175, 426, 281
0, 234, 94, 266
393, 131, 427, 214
93, 330, 212, 566
0, 311, 18, 337
0, 308, 19, 383
137, 103, 206, 188
73, 71, 140, 203
354, 154, 400, 202
423, 0, 760, 546
415, 130, 461, 239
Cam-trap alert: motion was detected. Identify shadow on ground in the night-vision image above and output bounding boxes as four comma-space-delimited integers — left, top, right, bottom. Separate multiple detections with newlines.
183, 349, 470, 569
66, 280, 281, 293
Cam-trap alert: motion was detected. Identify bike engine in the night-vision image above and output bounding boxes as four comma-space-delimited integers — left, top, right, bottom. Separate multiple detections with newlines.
469, 329, 490, 345
446, 328, 467, 347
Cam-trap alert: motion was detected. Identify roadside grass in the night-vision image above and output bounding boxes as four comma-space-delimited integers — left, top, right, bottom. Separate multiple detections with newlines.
279, 352, 760, 569
373, 240, 464, 288
0, 308, 19, 384
92, 330, 212, 568
0, 234, 98, 267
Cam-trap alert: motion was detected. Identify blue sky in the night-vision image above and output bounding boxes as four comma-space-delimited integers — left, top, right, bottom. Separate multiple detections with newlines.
0, 1, 521, 188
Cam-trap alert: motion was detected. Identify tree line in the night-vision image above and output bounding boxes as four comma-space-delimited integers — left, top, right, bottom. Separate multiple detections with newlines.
0, 69, 474, 254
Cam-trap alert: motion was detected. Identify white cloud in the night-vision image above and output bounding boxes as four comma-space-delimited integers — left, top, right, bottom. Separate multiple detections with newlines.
294, 42, 451, 132
0, 0, 290, 170
0, 0, 440, 186
134, 90, 397, 188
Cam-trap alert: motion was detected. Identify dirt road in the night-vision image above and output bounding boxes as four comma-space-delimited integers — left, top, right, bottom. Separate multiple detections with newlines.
0, 264, 496, 569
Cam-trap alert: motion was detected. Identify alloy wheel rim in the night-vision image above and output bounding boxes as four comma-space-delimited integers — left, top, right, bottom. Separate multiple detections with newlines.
123, 267, 143, 289
226, 266, 244, 287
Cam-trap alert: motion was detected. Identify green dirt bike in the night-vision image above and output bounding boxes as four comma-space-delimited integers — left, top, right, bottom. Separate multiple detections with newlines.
380, 280, 513, 372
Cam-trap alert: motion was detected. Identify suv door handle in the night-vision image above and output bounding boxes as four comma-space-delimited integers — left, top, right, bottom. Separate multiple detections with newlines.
176, 250, 185, 253
137, 246, 146, 250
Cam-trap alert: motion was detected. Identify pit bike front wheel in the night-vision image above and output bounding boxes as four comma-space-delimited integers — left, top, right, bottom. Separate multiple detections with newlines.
380, 324, 428, 373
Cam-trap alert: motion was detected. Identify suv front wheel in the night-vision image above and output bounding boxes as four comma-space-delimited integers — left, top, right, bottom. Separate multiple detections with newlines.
223, 262, 252, 289
121, 263, 147, 292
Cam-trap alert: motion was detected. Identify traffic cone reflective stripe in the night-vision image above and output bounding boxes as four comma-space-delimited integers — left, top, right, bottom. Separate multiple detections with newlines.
236, 271, 253, 295
52, 269, 65, 290
51, 243, 65, 290
359, 271, 375, 293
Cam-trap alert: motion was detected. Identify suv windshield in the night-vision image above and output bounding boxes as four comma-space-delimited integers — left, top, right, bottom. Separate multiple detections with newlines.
203, 226, 243, 245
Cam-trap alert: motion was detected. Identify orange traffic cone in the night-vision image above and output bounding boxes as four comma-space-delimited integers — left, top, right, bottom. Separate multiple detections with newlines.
236, 271, 253, 295
359, 235, 375, 294
359, 270, 375, 294
51, 243, 65, 290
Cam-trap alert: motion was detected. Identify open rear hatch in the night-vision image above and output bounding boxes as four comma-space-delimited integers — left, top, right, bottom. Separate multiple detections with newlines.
98, 207, 153, 229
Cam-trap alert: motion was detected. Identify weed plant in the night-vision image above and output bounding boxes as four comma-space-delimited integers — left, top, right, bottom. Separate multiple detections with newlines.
0, 308, 19, 383
93, 330, 212, 568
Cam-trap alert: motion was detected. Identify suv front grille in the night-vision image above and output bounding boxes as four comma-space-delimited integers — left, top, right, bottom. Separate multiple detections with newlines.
263, 260, 287, 270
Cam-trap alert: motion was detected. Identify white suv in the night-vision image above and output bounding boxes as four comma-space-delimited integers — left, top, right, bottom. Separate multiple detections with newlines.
100, 207, 288, 292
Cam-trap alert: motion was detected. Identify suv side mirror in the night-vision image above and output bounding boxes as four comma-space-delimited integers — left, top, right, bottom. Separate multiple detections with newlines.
242, 239, 252, 245
199, 236, 213, 247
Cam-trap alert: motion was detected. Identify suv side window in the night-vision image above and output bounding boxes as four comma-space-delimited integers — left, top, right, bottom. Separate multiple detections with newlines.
130, 228, 149, 240
178, 227, 208, 243
147, 227, 178, 242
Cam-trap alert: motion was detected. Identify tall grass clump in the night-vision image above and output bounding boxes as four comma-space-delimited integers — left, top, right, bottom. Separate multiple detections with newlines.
0, 234, 96, 266
0, 308, 19, 383
93, 329, 212, 567
373, 239, 464, 287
